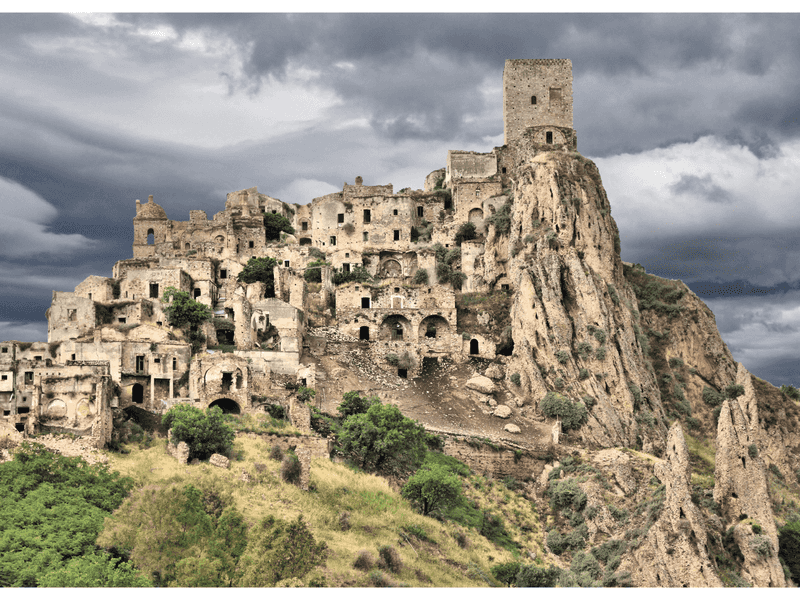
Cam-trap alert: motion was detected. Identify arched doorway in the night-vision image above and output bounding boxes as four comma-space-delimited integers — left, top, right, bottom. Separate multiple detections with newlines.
209, 398, 240, 415
419, 315, 450, 339
470, 339, 479, 355
132, 383, 144, 404
382, 259, 402, 278
147, 229, 155, 245
468, 208, 484, 224
359, 326, 370, 340
381, 314, 411, 341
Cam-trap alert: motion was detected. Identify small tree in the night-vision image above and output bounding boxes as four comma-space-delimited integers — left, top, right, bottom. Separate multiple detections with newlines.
263, 212, 295, 241
540, 392, 587, 431
454, 222, 476, 246
161, 287, 212, 329
402, 464, 463, 516
412, 268, 429, 285
337, 402, 427, 476
338, 391, 379, 418
304, 260, 328, 283
162, 405, 235, 460
779, 519, 800, 584
237, 256, 278, 297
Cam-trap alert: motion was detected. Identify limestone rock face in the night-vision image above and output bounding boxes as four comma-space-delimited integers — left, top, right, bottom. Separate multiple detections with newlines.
493, 405, 512, 419
466, 375, 495, 395
209, 453, 230, 469
623, 423, 722, 587
484, 364, 504, 380
713, 364, 786, 587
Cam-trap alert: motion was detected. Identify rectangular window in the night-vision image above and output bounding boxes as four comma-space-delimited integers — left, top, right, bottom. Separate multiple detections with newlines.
154, 358, 160, 363
149, 283, 159, 298
135, 355, 144, 373
361, 297, 371, 309
284, 260, 290, 267
546, 131, 553, 144
172, 357, 177, 371
363, 209, 371, 223
302, 221, 308, 231
222, 372, 232, 392
88, 293, 92, 300
330, 236, 336, 246
343, 263, 350, 273
220, 269, 227, 279
118, 317, 126, 324
549, 87, 562, 102
394, 230, 400, 241
393, 209, 398, 216
363, 232, 369, 242
34, 356, 42, 361
417, 206, 424, 217
1, 375, 7, 381
24, 371, 33, 384
1, 347, 6, 353
71, 354, 76, 361
249, 241, 254, 248
338, 213, 344, 223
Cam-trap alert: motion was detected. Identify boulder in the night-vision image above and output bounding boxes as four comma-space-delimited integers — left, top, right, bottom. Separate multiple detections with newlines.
504, 423, 521, 433
466, 375, 495, 395
493, 405, 512, 419
209, 453, 230, 469
485, 364, 504, 380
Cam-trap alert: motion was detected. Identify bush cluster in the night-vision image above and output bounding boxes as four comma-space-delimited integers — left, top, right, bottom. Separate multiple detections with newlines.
540, 392, 587, 431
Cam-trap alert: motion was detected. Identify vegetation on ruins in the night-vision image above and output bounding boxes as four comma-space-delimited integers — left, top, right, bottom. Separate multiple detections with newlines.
485, 202, 512, 235
162, 404, 235, 460
412, 268, 429, 284
332, 265, 372, 285
237, 256, 278, 296
262, 212, 295, 241
540, 392, 588, 431
304, 259, 329, 283
338, 390, 380, 418
161, 286, 212, 329
454, 222, 477, 246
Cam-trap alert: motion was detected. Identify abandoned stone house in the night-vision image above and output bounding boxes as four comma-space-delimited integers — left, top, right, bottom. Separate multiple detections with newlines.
0, 59, 576, 446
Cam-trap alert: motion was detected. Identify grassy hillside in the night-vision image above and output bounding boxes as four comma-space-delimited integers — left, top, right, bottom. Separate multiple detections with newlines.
104, 435, 553, 587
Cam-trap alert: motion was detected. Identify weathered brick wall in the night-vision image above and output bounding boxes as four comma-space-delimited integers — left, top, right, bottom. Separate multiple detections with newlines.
442, 435, 554, 481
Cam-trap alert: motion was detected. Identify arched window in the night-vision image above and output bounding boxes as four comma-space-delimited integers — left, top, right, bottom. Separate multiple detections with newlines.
470, 339, 479, 355
185, 242, 191, 250
531, 96, 537, 105
147, 229, 155, 245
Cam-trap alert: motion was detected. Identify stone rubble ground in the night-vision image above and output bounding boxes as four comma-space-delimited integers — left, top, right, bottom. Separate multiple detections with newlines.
8, 433, 109, 465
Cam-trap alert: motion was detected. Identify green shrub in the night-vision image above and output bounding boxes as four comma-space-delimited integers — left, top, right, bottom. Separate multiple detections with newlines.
702, 386, 725, 407
554, 377, 565, 390
781, 385, 800, 401
748, 444, 758, 459
593, 329, 606, 344
304, 259, 328, 283
412, 268, 429, 285
606, 284, 620, 306
510, 372, 521, 386
577, 341, 593, 358
485, 203, 511, 235
669, 357, 684, 368
490, 561, 522, 586
769, 463, 785, 481
750, 535, 773, 557
297, 386, 316, 403
571, 551, 602, 580
548, 478, 587, 512
752, 523, 763, 534
540, 392, 587, 431
515, 564, 561, 587
338, 391, 379, 418
595, 347, 606, 361
161, 287, 212, 329
725, 383, 746, 399
779, 520, 800, 583
162, 405, 235, 461
263, 212, 295, 240
609, 505, 629, 523
280, 452, 301, 485
556, 350, 570, 364
578, 368, 590, 380
386, 354, 399, 366
449, 270, 468, 290
269, 445, 284, 461
353, 550, 374, 571
547, 529, 567, 555
454, 222, 477, 246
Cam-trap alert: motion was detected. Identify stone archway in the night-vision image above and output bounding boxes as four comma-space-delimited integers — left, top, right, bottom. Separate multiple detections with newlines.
470, 339, 479, 355
381, 259, 403, 278
468, 208, 484, 224
419, 315, 450, 339
380, 314, 412, 342
132, 383, 144, 404
209, 397, 241, 414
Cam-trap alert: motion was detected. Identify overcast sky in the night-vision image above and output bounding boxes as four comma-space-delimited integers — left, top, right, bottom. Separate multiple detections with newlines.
1, 13, 799, 387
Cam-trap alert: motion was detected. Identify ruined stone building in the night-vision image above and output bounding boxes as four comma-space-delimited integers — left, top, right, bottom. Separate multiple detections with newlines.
0, 59, 577, 445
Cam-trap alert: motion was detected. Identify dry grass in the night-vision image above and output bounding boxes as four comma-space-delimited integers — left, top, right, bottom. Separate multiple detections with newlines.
104, 436, 518, 586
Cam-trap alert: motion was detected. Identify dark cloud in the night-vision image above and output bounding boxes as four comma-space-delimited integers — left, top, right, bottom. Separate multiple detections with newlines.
670, 174, 732, 204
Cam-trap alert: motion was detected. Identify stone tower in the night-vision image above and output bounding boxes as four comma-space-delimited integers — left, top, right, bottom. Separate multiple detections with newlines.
503, 59, 574, 147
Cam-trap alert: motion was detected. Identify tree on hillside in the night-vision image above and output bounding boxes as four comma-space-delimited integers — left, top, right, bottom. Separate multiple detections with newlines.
402, 463, 463, 516
161, 286, 212, 329
337, 391, 380, 419
162, 404, 234, 460
337, 402, 428, 476
237, 256, 278, 297
263, 212, 295, 241
779, 519, 800, 584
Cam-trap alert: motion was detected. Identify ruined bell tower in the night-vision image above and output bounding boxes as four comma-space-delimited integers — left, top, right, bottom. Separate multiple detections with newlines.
503, 59, 575, 148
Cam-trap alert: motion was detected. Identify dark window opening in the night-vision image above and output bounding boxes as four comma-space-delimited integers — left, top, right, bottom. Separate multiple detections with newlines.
193, 288, 201, 299
157, 321, 162, 326
118, 317, 126, 324
272, 209, 277, 214
330, 236, 336, 246
209, 398, 240, 415
172, 357, 177, 370
135, 355, 144, 373
393, 324, 403, 340
185, 242, 191, 250
549, 87, 562, 101
17, 407, 29, 414
425, 325, 437, 338
132, 383, 144, 404
343, 263, 350, 273
1, 375, 6, 381
150, 283, 159, 298
363, 232, 369, 242
393, 209, 398, 216
147, 228, 155, 245
398, 368, 407, 379
220, 269, 227, 279
361, 297, 370, 309
394, 287, 400, 293
284, 260, 290, 267
531, 95, 537, 105
15, 423, 24, 432
71, 354, 76, 360
24, 372, 33, 385
502, 167, 507, 174
154, 358, 160, 363
501, 284, 510, 291
221, 372, 233, 392
359, 326, 370, 340
546, 131, 553, 144
1, 347, 6, 353
338, 213, 344, 223
300, 238, 312, 246
444, 199, 452, 210
469, 339, 479, 355
417, 206, 424, 217
249, 241, 254, 249
3, 410, 9, 416
302, 221, 308, 231
34, 356, 42, 361
393, 230, 400, 241
363, 209, 371, 223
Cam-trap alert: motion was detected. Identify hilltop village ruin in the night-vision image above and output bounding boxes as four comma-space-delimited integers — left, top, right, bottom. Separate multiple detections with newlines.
0, 60, 577, 446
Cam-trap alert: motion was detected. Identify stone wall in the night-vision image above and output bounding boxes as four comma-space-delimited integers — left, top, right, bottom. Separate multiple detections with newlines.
442, 435, 552, 480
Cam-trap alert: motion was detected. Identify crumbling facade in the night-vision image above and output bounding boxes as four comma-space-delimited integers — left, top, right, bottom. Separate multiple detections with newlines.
1, 58, 578, 446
